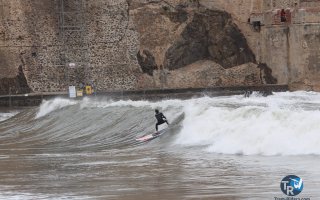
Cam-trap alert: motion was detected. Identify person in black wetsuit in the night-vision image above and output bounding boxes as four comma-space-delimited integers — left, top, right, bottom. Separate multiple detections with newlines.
155, 109, 169, 132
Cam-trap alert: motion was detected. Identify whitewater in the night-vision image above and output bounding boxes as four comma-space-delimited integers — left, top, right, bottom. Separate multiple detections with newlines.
0, 91, 320, 199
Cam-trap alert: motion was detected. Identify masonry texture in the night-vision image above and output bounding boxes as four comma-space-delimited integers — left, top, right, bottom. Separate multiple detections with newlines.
0, 0, 319, 94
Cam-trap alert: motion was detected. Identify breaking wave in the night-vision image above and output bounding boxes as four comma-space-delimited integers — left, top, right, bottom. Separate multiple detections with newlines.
36, 98, 78, 118
0, 111, 19, 122
1, 91, 320, 156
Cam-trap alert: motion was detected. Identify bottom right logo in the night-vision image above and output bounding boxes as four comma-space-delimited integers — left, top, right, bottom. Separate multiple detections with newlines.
280, 175, 304, 196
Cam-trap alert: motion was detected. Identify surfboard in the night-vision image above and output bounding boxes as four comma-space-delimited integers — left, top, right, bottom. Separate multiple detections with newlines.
136, 128, 167, 142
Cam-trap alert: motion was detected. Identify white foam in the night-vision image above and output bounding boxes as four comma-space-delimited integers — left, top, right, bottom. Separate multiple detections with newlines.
0, 112, 18, 122
35, 98, 77, 119
88, 98, 186, 110
174, 92, 320, 156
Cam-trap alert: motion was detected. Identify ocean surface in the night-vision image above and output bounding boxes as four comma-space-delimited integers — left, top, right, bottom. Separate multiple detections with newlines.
0, 91, 320, 199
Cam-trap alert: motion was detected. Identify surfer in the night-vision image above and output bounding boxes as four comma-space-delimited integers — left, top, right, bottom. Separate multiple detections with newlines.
155, 109, 169, 132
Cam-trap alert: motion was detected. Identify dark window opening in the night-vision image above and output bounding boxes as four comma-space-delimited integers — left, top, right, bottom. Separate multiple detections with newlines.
253, 21, 261, 32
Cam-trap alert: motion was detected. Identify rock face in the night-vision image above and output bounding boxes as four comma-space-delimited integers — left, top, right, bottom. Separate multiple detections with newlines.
129, 1, 261, 89
0, 65, 31, 95
0, 0, 277, 94
203, 0, 320, 91
150, 60, 261, 89
164, 9, 255, 70
137, 50, 157, 76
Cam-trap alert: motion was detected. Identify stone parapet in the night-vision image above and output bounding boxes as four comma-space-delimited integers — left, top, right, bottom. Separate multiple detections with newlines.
0, 84, 289, 107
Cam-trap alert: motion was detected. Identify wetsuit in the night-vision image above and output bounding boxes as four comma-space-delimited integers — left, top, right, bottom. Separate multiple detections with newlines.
155, 112, 168, 131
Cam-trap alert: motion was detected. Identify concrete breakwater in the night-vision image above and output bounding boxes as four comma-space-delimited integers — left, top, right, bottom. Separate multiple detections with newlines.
0, 85, 288, 107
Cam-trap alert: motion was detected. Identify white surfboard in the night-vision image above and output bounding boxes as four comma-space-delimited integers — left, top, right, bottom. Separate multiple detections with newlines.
135, 128, 167, 142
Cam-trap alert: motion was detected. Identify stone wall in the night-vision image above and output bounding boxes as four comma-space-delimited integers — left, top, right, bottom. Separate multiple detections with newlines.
85, 0, 139, 91
271, 0, 299, 8
3, 0, 320, 94
0, 0, 267, 94
300, 0, 320, 7
0, 0, 65, 93
260, 1, 320, 90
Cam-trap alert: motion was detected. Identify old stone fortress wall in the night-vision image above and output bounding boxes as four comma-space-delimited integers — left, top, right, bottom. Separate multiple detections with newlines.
0, 0, 319, 95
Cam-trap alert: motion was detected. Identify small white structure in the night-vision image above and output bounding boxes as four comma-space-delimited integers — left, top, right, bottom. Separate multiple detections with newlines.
68, 86, 76, 98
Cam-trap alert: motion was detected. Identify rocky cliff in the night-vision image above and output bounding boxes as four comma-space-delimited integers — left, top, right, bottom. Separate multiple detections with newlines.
203, 0, 320, 91
2, 0, 318, 94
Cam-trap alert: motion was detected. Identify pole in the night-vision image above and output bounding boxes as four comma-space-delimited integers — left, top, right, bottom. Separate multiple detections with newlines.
9, 86, 12, 107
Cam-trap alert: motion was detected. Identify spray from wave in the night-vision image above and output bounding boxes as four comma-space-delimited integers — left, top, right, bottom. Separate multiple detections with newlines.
35, 98, 78, 119
174, 92, 320, 155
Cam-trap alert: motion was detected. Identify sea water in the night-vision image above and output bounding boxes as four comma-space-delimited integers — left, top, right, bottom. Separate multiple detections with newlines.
0, 91, 319, 199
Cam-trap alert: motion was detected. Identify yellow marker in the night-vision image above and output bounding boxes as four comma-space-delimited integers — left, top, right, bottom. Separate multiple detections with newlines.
77, 90, 83, 97
85, 86, 92, 95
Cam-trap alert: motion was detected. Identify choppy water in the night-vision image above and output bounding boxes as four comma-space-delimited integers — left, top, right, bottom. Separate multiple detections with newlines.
0, 92, 320, 199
